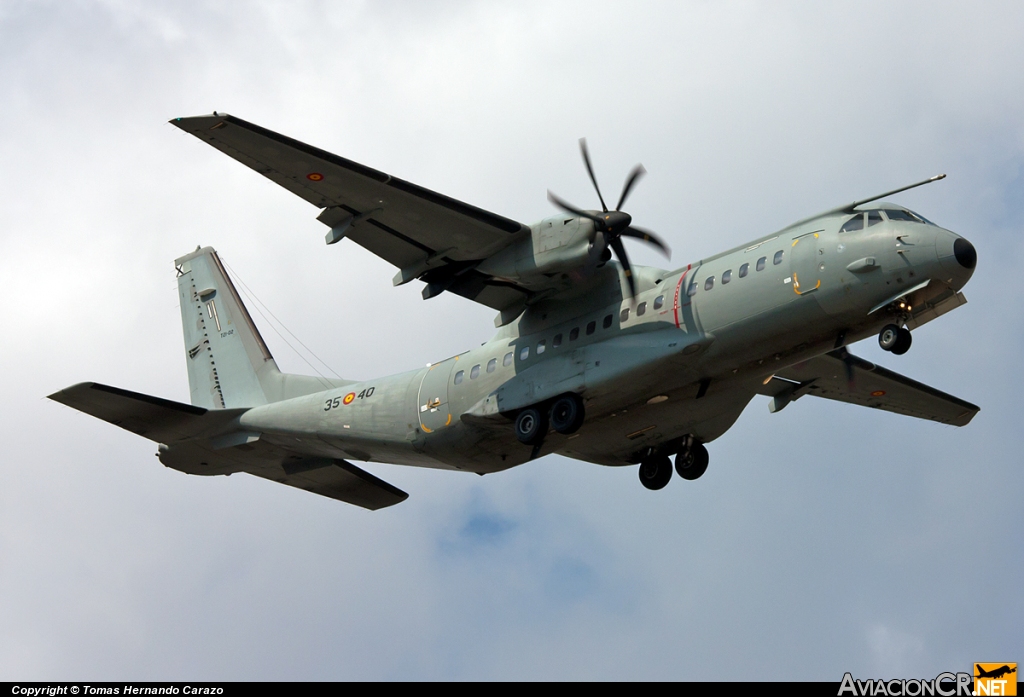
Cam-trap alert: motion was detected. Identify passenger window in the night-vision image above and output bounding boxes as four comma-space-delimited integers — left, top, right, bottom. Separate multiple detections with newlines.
840, 213, 864, 233
537, 340, 546, 355
454, 370, 464, 385
553, 333, 563, 348
503, 352, 513, 367
867, 210, 883, 227
620, 308, 629, 322
687, 282, 697, 296
773, 250, 784, 265
603, 314, 613, 329
637, 302, 647, 316
570, 327, 579, 341
756, 257, 766, 271
704, 276, 715, 291
470, 364, 480, 379
520, 346, 530, 360
487, 358, 496, 373
722, 269, 732, 284
586, 321, 596, 335
739, 263, 749, 278
653, 295, 664, 309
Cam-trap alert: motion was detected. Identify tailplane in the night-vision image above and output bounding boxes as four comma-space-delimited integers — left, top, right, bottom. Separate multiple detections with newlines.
175, 246, 349, 408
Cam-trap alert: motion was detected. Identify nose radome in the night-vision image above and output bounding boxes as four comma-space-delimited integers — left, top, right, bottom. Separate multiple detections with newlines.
953, 237, 977, 269
935, 230, 977, 287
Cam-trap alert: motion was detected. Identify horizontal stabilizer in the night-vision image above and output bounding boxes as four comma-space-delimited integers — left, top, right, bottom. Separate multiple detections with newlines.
48, 382, 246, 443
760, 351, 979, 426
250, 458, 408, 510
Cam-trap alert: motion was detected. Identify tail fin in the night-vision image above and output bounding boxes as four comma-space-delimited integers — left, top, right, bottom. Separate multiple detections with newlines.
175, 246, 348, 408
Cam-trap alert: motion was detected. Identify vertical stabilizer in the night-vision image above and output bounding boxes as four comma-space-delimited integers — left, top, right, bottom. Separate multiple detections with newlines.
175, 247, 347, 409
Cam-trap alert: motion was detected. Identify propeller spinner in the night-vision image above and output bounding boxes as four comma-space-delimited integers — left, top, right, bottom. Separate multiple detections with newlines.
548, 138, 670, 298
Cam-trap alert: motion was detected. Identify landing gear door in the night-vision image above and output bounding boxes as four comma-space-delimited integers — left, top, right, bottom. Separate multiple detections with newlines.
791, 231, 824, 295
417, 358, 457, 433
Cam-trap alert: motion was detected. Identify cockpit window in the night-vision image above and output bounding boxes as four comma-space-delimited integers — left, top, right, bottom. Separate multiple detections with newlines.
884, 209, 924, 223
867, 210, 883, 227
840, 214, 864, 233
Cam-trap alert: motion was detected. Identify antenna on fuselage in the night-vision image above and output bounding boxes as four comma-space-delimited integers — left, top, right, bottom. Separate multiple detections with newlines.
783, 174, 948, 232
843, 173, 946, 212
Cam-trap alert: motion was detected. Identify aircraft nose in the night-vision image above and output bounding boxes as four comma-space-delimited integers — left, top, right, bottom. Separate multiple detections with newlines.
953, 237, 977, 270
935, 230, 977, 288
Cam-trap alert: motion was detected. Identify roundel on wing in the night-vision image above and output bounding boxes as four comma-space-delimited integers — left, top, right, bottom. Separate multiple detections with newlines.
871, 390, 886, 397
343, 392, 356, 405
307, 172, 324, 181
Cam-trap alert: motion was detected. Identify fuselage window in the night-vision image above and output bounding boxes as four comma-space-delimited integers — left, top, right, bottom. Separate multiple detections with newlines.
687, 282, 697, 296
487, 358, 497, 373
470, 364, 480, 379
756, 257, 766, 271
840, 213, 864, 233
454, 370, 464, 385
503, 352, 513, 367
570, 327, 580, 341
603, 314, 613, 329
773, 250, 784, 265
739, 263, 749, 278
637, 301, 647, 316
653, 295, 664, 309
553, 333, 563, 348
704, 276, 715, 291
620, 308, 629, 323
722, 269, 732, 284
867, 210, 883, 227
537, 340, 546, 355
520, 346, 530, 361
586, 321, 596, 335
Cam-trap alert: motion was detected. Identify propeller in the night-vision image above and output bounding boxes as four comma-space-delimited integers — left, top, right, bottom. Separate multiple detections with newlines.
547, 138, 670, 298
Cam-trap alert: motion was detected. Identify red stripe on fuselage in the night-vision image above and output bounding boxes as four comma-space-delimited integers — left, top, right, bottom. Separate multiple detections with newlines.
673, 264, 691, 328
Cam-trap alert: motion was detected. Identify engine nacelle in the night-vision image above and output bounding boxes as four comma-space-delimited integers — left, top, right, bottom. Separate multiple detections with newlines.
476, 215, 608, 291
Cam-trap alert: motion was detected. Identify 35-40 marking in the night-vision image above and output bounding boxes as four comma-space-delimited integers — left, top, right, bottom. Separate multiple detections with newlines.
324, 387, 375, 411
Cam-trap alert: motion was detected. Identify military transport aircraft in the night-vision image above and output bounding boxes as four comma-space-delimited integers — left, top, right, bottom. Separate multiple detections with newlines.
49, 113, 980, 510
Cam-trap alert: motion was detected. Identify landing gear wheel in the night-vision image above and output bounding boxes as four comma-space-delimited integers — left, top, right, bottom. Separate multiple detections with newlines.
515, 407, 548, 445
878, 324, 901, 352
550, 394, 585, 434
675, 443, 709, 480
891, 327, 912, 355
638, 455, 673, 490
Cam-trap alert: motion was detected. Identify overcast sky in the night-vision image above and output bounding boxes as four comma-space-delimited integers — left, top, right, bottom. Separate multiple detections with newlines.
1, 0, 1021, 681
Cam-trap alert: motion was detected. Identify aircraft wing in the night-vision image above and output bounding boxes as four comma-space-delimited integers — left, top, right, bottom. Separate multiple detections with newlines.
760, 350, 979, 426
49, 382, 408, 510
170, 113, 533, 312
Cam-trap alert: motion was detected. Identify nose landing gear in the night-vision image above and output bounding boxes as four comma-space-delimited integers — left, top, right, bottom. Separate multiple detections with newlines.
878, 323, 913, 355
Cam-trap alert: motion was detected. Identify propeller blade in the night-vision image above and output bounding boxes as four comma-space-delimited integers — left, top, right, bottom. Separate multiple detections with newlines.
622, 226, 671, 258
547, 191, 604, 224
609, 236, 636, 298
579, 138, 608, 212
834, 346, 856, 389
616, 164, 646, 211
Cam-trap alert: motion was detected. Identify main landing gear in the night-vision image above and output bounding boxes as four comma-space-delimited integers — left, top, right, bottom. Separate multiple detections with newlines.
638, 440, 709, 490
514, 393, 586, 450
878, 323, 912, 355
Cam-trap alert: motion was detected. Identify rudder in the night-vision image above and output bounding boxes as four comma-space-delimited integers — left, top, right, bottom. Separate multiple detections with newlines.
175, 246, 347, 408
